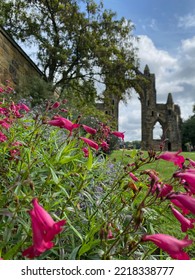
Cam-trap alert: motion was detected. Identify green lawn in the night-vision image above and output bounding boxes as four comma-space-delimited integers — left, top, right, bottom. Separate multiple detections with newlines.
109, 150, 195, 180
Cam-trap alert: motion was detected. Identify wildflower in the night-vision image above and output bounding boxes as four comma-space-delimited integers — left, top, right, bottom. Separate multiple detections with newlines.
111, 131, 125, 141
50, 101, 60, 109
107, 229, 114, 239
170, 205, 195, 232
129, 172, 139, 182
168, 193, 195, 215
142, 233, 192, 260
48, 116, 80, 135
0, 119, 11, 129
186, 158, 195, 168
23, 198, 66, 258
82, 124, 97, 135
174, 171, 195, 194
100, 141, 109, 151
82, 147, 89, 157
158, 184, 173, 198
22, 209, 54, 259
80, 137, 99, 150
19, 103, 30, 112
157, 150, 185, 168
0, 131, 7, 142
31, 198, 66, 242
170, 198, 190, 215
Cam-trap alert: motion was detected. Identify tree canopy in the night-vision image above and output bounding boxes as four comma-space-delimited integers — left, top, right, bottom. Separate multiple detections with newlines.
182, 107, 195, 150
0, 0, 139, 104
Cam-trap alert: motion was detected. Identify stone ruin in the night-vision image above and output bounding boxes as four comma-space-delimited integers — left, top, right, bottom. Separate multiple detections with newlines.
98, 65, 182, 151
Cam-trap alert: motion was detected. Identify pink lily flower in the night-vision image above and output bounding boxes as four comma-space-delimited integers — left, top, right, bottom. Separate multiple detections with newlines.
80, 137, 99, 150
82, 124, 97, 135
168, 193, 195, 215
170, 205, 195, 232
157, 150, 185, 168
111, 131, 125, 141
142, 233, 192, 260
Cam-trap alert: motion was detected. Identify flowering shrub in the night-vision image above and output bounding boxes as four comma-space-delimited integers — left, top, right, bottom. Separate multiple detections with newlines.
0, 82, 195, 260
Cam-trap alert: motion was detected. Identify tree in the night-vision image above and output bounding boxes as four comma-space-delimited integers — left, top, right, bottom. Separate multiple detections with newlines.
181, 106, 195, 151
0, 0, 138, 104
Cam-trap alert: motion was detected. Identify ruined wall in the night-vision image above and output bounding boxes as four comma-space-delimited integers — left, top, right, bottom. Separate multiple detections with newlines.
0, 27, 42, 88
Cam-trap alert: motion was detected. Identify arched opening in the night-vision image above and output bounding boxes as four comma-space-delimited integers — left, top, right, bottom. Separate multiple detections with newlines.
153, 121, 163, 140
119, 90, 141, 142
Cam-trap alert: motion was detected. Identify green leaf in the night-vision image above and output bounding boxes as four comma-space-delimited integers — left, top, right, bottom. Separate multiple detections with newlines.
62, 213, 83, 242
69, 245, 81, 260
78, 240, 100, 257
3, 240, 24, 260
86, 148, 93, 170
49, 167, 59, 184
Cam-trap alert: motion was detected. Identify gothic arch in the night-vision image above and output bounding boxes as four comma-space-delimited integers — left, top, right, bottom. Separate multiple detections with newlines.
132, 65, 182, 151
97, 65, 182, 151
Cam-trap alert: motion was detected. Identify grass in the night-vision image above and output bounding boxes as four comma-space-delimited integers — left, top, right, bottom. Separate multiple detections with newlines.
109, 150, 195, 180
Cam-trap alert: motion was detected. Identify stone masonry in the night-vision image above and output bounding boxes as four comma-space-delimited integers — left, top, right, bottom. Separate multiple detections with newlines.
0, 26, 42, 88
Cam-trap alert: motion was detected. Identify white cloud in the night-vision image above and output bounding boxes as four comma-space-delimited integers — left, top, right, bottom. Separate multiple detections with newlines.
119, 35, 195, 142
178, 13, 195, 28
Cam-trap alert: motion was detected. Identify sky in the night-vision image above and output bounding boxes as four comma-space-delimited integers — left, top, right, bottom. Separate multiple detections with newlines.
101, 0, 195, 141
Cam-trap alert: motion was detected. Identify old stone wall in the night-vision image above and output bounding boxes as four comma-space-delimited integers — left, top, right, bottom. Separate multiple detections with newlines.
0, 27, 42, 88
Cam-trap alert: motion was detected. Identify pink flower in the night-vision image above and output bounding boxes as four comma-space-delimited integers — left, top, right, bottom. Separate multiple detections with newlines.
19, 103, 30, 112
129, 172, 139, 182
80, 137, 99, 150
157, 150, 185, 168
50, 101, 60, 109
142, 233, 192, 260
107, 229, 114, 239
186, 158, 195, 168
0, 131, 7, 142
23, 198, 66, 259
82, 124, 97, 135
158, 184, 173, 198
48, 116, 80, 135
111, 131, 125, 141
22, 209, 54, 259
170, 199, 190, 215
0, 119, 10, 129
174, 172, 195, 194
168, 193, 195, 215
82, 147, 89, 157
100, 141, 109, 151
31, 198, 66, 242
170, 205, 195, 232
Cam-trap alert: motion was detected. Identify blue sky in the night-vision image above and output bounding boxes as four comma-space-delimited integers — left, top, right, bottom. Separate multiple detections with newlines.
99, 0, 195, 141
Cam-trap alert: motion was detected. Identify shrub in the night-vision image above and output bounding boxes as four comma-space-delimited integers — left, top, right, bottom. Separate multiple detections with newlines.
0, 82, 195, 260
